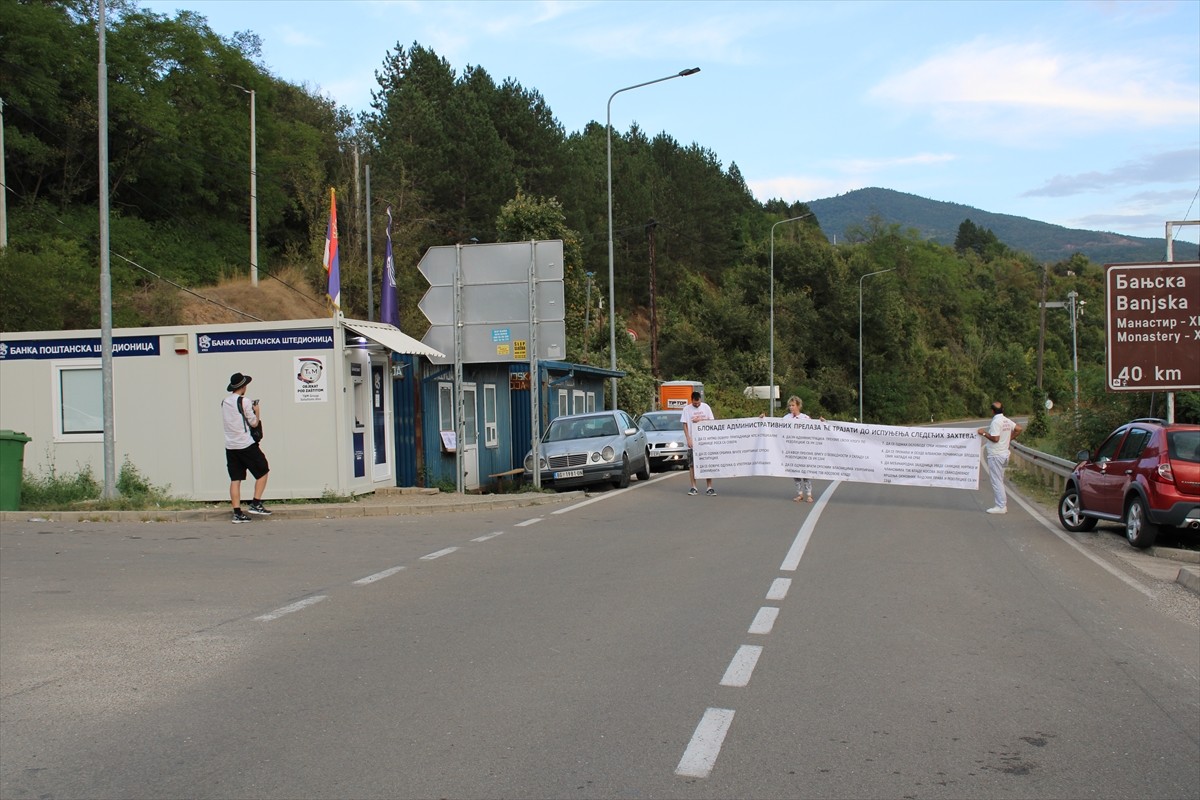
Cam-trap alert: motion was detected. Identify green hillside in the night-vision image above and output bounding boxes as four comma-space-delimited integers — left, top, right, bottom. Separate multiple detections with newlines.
808, 187, 1192, 265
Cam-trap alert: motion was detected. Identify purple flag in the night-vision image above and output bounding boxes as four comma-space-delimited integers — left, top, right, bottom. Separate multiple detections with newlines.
381, 206, 399, 327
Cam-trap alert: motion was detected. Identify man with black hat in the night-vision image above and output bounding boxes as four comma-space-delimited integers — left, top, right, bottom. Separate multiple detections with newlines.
222, 372, 271, 523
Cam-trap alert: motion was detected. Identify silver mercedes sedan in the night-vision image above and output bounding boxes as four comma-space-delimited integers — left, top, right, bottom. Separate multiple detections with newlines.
524, 410, 650, 491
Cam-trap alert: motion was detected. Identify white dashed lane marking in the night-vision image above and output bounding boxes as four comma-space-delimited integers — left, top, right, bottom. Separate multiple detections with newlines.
747, 607, 779, 635
352, 566, 406, 585
255, 595, 327, 622
719, 645, 763, 688
766, 577, 791, 601
676, 708, 736, 778
514, 518, 542, 527
420, 547, 460, 561
471, 531, 504, 542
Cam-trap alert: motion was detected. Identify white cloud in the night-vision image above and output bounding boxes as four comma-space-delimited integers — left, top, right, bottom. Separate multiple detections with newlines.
748, 153, 958, 202
278, 24, 322, 48
747, 176, 860, 203
832, 153, 958, 173
869, 38, 1199, 142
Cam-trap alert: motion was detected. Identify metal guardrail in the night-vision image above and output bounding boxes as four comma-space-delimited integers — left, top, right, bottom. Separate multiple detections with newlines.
1009, 441, 1076, 494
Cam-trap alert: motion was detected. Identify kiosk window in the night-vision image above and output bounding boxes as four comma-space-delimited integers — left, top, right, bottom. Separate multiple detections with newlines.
55, 363, 103, 439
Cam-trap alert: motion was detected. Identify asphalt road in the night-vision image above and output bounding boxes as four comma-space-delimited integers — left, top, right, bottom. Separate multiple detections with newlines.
2, 470, 1198, 800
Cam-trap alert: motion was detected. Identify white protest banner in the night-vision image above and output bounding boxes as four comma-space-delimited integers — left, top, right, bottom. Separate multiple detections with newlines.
692, 417, 979, 490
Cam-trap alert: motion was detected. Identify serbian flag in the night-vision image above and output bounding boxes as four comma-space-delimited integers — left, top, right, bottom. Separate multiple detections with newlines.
381, 205, 399, 327
324, 188, 340, 312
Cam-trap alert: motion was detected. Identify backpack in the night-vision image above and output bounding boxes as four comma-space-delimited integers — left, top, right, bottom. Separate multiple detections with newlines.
237, 396, 264, 443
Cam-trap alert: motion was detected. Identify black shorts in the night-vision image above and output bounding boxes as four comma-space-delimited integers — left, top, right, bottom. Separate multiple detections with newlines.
226, 443, 270, 481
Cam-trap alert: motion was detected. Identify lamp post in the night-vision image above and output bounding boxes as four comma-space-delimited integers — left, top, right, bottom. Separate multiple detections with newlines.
768, 213, 812, 416
858, 268, 894, 422
606, 67, 700, 408
232, 84, 258, 286
1042, 290, 1084, 418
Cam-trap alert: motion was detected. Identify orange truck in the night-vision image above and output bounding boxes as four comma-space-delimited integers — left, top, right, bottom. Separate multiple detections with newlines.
659, 380, 704, 410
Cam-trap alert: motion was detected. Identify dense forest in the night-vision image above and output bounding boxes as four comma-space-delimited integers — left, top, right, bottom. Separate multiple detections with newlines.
1, 0, 1195, 449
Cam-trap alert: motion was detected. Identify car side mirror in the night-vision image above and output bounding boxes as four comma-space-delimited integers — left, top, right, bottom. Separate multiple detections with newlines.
624, 427, 638, 436
1075, 450, 1090, 461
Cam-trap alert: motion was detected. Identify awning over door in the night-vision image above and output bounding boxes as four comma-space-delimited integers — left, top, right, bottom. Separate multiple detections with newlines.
342, 319, 445, 359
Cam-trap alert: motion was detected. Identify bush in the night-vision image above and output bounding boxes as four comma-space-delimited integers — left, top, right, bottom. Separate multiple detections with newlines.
20, 464, 101, 510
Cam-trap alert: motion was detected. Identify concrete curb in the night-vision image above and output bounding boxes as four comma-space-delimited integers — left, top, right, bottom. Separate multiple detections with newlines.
1175, 566, 1200, 594
0, 491, 583, 525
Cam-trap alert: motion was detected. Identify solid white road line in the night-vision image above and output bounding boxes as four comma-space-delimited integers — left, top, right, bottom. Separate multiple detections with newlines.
766, 577, 792, 601
780, 480, 840, 571
719, 645, 764, 687
675, 708, 736, 778
1009, 489, 1155, 598
254, 595, 327, 622
551, 472, 677, 515
748, 606, 779, 635
514, 518, 542, 527
471, 531, 504, 542
352, 566, 406, 585
420, 547, 460, 560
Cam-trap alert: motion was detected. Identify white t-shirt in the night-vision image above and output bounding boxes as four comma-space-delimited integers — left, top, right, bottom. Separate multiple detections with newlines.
985, 414, 1017, 457
222, 393, 258, 450
680, 401, 714, 444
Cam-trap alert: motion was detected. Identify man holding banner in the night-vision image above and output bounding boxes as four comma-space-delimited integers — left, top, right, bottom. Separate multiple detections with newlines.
977, 401, 1022, 514
682, 391, 716, 496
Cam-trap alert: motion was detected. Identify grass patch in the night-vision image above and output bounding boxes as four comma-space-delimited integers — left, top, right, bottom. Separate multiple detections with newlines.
19, 460, 202, 511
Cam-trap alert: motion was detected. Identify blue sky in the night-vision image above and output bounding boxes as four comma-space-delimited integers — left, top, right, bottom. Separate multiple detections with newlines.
139, 0, 1200, 245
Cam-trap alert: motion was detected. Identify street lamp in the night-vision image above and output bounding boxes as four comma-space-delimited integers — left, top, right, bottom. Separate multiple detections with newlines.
768, 213, 812, 416
1044, 291, 1083, 412
232, 84, 258, 286
606, 67, 700, 408
858, 268, 894, 422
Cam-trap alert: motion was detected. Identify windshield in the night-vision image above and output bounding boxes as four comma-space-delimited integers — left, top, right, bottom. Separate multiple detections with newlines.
638, 413, 684, 432
545, 416, 619, 442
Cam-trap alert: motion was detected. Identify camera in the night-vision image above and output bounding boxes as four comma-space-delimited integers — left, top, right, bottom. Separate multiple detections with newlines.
252, 399, 260, 408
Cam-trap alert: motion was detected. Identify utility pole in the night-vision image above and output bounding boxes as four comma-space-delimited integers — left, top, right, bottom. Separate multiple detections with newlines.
0, 97, 7, 249
1036, 262, 1048, 391
646, 219, 659, 379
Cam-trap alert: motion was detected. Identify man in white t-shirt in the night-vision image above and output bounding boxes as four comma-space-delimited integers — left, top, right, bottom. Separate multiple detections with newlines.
976, 401, 1022, 514
222, 372, 271, 523
680, 391, 716, 496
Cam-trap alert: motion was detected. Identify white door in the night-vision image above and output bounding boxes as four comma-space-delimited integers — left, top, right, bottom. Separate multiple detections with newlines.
462, 383, 480, 490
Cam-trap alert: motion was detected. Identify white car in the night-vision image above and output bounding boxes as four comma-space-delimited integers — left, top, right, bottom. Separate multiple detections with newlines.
637, 410, 691, 471
524, 410, 650, 490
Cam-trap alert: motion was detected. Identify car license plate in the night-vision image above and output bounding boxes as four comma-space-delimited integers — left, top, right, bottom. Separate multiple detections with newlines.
554, 469, 583, 479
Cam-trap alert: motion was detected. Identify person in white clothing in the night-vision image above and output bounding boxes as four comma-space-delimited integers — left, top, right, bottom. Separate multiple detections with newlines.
783, 396, 822, 503
977, 401, 1022, 514
222, 372, 271, 523
680, 391, 716, 496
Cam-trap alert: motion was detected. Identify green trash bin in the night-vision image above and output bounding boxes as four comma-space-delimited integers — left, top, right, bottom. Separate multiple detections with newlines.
0, 430, 32, 511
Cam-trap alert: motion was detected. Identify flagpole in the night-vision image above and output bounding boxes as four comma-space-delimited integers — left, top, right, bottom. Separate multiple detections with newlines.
365, 165, 373, 321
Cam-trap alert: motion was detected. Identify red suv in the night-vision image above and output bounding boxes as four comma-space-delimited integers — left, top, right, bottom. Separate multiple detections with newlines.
1057, 418, 1200, 548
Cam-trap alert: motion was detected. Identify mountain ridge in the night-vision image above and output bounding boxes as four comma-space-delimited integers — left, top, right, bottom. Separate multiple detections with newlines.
805, 187, 1196, 264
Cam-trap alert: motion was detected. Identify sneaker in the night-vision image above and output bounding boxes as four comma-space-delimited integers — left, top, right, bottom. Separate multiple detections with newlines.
247, 500, 272, 516
232, 509, 251, 524
687, 487, 699, 496
986, 506, 1007, 514
706, 487, 717, 496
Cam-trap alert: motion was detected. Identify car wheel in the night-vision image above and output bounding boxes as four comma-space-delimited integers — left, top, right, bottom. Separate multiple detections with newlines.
636, 450, 651, 481
1124, 496, 1158, 549
614, 456, 631, 489
1057, 485, 1097, 532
